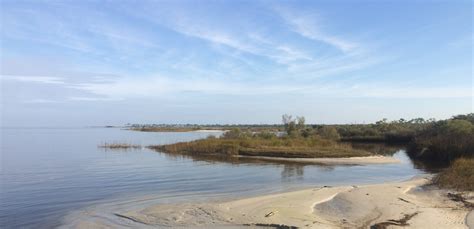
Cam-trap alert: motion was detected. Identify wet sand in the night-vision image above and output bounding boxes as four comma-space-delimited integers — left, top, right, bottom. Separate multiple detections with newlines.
66, 176, 473, 228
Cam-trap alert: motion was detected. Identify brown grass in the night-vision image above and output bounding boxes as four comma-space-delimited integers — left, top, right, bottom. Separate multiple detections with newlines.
435, 158, 474, 191
148, 137, 372, 158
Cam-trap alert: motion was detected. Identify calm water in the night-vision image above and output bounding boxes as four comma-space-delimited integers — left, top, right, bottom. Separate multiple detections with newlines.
1, 128, 425, 228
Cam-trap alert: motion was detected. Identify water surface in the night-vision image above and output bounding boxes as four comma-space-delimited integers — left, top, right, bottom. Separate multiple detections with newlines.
1, 128, 425, 228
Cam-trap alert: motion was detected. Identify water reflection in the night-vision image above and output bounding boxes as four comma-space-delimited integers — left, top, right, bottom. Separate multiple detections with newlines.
99, 140, 444, 179
347, 142, 445, 173
149, 147, 398, 183
281, 164, 304, 181
346, 142, 404, 156
146, 142, 446, 182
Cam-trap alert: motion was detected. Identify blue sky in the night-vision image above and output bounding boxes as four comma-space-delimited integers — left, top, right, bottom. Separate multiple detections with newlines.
1, 0, 472, 126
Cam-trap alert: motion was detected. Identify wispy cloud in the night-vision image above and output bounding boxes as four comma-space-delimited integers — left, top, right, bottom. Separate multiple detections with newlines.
2, 1, 471, 113
168, 21, 312, 66
274, 6, 358, 53
1, 75, 66, 85
128, 5, 314, 69
23, 99, 60, 104
67, 74, 473, 100
67, 96, 122, 102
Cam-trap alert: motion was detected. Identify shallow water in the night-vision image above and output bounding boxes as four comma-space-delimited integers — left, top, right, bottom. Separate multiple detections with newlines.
1, 128, 425, 228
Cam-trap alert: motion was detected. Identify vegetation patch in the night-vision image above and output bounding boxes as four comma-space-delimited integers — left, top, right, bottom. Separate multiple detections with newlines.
149, 126, 372, 159
98, 142, 142, 149
334, 118, 429, 144
138, 113, 473, 168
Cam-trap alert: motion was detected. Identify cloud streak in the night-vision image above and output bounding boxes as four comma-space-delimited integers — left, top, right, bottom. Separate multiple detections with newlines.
64, 74, 474, 100
274, 6, 357, 53
1, 75, 66, 85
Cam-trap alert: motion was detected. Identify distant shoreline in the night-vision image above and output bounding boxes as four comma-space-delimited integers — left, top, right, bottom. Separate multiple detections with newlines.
128, 127, 224, 132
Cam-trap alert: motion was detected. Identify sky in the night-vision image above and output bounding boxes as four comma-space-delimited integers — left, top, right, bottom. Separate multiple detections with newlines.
0, 0, 472, 126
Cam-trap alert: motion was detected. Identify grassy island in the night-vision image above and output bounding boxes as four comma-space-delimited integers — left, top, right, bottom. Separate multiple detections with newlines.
149, 116, 372, 159
149, 136, 371, 158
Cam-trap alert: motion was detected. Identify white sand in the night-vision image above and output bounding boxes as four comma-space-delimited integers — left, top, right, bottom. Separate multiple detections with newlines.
68, 177, 473, 228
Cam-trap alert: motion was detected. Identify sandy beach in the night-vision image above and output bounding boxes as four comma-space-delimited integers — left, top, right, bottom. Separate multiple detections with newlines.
68, 176, 473, 228
235, 155, 400, 165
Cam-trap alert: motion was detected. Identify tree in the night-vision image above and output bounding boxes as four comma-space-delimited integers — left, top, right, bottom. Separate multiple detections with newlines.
296, 116, 305, 130
282, 114, 293, 126
282, 114, 296, 136
282, 114, 307, 137
318, 126, 341, 141
409, 118, 425, 124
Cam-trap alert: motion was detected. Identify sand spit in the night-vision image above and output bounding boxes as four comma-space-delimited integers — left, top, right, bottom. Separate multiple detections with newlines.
66, 177, 473, 228
235, 155, 400, 165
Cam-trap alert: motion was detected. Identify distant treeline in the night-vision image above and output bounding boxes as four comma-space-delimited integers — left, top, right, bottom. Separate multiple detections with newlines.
127, 123, 284, 132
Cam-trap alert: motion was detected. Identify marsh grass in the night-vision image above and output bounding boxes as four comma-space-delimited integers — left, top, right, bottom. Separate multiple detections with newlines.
149, 137, 372, 158
98, 142, 142, 149
435, 158, 474, 191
